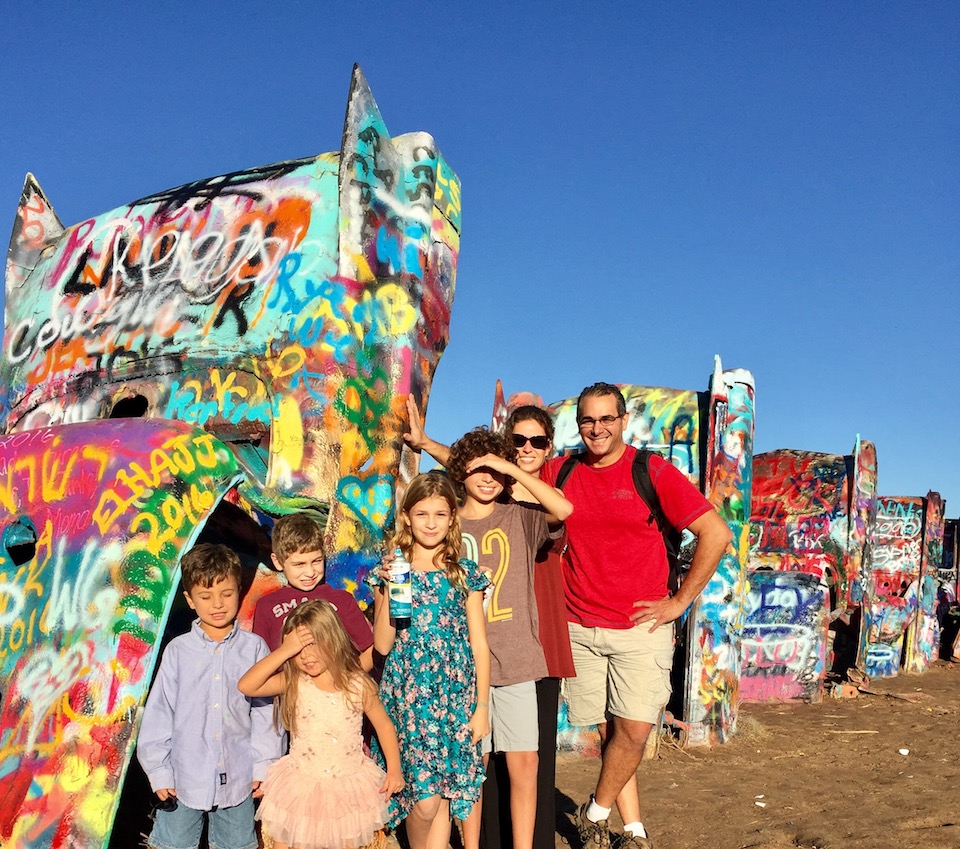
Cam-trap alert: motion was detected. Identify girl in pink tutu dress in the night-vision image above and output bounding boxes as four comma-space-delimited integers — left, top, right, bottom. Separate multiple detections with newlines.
239, 600, 404, 849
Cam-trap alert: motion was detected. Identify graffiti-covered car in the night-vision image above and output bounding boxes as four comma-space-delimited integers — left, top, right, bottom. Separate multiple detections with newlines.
0, 66, 460, 848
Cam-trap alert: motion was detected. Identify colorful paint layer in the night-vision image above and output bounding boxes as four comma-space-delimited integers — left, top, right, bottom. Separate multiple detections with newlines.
2, 66, 461, 604
0, 420, 240, 849
861, 496, 925, 677
1, 66, 460, 847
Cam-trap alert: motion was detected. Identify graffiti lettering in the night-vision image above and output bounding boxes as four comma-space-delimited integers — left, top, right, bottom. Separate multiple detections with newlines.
92, 433, 221, 534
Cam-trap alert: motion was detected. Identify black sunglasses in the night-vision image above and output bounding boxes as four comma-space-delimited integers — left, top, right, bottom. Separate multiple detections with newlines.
511, 434, 550, 450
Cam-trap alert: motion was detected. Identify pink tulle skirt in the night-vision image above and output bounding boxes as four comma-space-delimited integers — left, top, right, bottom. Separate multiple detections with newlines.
258, 753, 387, 849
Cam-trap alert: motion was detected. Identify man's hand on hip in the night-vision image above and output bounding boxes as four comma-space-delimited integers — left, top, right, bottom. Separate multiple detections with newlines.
630, 596, 686, 632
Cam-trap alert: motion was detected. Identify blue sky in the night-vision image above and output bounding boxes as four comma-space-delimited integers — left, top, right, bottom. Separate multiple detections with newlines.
1, 2, 957, 512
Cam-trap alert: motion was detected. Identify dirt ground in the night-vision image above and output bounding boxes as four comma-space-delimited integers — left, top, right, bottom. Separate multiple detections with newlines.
554, 660, 960, 849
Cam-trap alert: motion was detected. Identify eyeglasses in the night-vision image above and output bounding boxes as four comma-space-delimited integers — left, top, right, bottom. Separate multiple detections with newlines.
511, 434, 550, 450
577, 415, 622, 430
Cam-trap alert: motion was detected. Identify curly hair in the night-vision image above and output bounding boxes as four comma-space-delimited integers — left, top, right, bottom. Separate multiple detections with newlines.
391, 472, 467, 592
275, 600, 369, 736
503, 405, 555, 443
180, 544, 242, 593
446, 427, 518, 485
271, 513, 326, 568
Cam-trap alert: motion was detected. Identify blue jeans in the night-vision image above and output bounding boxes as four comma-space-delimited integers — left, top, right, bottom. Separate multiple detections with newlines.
147, 795, 257, 849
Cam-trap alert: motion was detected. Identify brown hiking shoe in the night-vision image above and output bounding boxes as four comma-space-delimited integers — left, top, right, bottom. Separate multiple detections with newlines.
574, 803, 611, 849
615, 831, 654, 849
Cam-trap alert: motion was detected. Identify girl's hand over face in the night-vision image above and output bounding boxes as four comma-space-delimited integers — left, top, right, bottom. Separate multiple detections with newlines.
295, 625, 318, 653
469, 704, 489, 745
280, 627, 305, 658
380, 767, 405, 798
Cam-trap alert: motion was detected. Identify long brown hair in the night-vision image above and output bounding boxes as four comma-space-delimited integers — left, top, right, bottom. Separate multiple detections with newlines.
391, 472, 467, 592
275, 600, 366, 736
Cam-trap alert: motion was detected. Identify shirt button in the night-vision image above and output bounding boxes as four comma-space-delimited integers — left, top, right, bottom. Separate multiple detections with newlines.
214, 674, 221, 680
214, 703, 220, 709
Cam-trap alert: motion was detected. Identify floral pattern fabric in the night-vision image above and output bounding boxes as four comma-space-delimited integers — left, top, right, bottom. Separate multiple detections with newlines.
368, 559, 488, 824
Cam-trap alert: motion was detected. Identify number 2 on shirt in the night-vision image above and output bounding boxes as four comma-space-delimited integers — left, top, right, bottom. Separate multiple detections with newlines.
461, 530, 513, 622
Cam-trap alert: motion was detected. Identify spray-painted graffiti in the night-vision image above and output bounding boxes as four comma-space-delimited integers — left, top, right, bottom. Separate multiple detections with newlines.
861, 496, 924, 677
903, 492, 944, 674
739, 571, 827, 702
2, 67, 461, 605
745, 440, 878, 698
0, 420, 240, 849
848, 439, 878, 606
683, 363, 753, 745
1, 67, 460, 847
942, 520, 958, 607
749, 450, 850, 586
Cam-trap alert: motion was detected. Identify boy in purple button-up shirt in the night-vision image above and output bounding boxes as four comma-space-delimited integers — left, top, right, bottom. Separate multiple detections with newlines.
137, 544, 282, 849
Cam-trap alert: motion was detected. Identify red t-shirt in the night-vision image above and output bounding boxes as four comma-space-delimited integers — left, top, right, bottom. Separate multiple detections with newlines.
252, 584, 374, 653
542, 446, 713, 629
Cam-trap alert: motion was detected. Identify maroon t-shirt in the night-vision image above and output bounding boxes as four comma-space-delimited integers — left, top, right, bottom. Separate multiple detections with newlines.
252, 584, 374, 653
542, 446, 712, 629
533, 533, 576, 678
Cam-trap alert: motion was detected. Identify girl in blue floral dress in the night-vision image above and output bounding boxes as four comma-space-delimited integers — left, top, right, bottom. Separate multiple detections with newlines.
369, 472, 490, 849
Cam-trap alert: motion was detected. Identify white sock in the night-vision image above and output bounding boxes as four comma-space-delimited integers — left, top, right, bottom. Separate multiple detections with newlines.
586, 798, 611, 822
623, 822, 648, 838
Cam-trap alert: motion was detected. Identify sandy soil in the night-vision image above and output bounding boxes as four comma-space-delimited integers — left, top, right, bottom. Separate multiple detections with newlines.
554, 660, 960, 849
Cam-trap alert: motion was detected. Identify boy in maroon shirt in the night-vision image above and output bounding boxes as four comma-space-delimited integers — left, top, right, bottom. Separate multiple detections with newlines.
252, 514, 374, 671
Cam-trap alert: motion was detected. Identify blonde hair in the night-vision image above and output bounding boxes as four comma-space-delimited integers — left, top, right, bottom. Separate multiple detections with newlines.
392, 472, 467, 592
275, 600, 367, 736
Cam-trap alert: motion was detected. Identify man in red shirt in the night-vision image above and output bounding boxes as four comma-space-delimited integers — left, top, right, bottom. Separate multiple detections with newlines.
541, 383, 731, 849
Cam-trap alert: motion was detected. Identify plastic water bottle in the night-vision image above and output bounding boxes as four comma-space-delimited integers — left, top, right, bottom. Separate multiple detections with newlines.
388, 547, 412, 620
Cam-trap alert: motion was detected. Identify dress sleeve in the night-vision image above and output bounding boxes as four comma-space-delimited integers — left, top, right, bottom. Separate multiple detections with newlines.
461, 558, 490, 593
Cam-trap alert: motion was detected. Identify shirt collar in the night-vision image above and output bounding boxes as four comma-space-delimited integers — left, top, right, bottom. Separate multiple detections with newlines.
191, 618, 240, 644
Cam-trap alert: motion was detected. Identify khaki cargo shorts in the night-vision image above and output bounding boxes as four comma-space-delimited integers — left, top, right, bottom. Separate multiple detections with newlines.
563, 620, 674, 726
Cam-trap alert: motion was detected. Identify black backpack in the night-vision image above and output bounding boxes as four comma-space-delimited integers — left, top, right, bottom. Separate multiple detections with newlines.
554, 449, 685, 593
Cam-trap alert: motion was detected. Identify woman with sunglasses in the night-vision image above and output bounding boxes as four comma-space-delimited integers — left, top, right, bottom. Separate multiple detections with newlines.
403, 398, 573, 849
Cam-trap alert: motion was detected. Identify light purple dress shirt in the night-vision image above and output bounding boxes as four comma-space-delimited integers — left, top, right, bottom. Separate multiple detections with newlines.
136, 620, 282, 811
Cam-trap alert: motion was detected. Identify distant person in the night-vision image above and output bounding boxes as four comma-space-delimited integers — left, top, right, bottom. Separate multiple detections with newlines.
239, 600, 404, 849
137, 544, 282, 849
253, 513, 374, 670
539, 383, 731, 848
405, 398, 576, 849
367, 472, 491, 849
446, 426, 572, 849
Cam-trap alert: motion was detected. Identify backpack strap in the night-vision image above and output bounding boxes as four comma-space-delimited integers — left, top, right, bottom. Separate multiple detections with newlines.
554, 453, 585, 490
632, 449, 680, 559
633, 449, 684, 591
